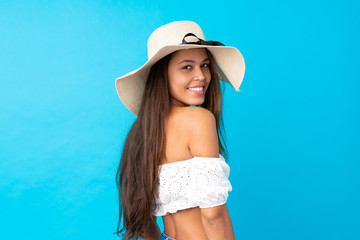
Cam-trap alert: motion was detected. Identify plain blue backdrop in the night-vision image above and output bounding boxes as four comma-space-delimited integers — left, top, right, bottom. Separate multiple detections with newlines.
1, 0, 359, 239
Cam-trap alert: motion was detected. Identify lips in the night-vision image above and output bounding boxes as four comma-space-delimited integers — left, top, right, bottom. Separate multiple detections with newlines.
187, 86, 205, 94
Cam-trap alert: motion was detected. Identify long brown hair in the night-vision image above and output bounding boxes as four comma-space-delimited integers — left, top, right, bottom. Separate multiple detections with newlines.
116, 49, 227, 239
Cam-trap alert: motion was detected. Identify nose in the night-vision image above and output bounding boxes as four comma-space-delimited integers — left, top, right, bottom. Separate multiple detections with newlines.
193, 66, 206, 81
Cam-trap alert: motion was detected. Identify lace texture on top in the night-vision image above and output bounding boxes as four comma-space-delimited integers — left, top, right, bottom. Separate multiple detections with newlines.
153, 154, 232, 216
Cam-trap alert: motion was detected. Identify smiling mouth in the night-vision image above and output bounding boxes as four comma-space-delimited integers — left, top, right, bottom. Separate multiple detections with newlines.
187, 87, 204, 91
187, 86, 205, 95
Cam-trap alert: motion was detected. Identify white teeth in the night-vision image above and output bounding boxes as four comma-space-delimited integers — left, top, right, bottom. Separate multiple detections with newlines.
188, 87, 203, 91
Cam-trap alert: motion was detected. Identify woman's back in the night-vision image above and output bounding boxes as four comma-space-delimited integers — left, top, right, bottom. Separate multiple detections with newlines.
161, 106, 221, 240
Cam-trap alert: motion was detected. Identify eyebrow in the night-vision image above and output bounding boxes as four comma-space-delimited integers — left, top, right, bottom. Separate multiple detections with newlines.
177, 58, 210, 65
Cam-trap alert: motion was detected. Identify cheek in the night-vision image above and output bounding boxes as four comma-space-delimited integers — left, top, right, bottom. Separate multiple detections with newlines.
169, 73, 187, 89
168, 74, 183, 97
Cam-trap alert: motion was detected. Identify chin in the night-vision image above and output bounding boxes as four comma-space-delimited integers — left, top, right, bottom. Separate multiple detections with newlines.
188, 100, 205, 106
176, 96, 205, 106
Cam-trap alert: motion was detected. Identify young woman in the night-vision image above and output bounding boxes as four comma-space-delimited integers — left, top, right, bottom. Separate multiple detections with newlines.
115, 21, 245, 240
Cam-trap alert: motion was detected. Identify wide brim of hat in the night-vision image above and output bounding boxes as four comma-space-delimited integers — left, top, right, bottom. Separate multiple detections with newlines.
115, 44, 245, 116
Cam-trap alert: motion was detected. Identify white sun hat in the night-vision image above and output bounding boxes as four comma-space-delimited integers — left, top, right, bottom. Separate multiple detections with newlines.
115, 20, 245, 116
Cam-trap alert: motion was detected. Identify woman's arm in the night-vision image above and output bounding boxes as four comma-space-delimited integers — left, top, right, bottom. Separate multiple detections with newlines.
186, 107, 235, 239
201, 204, 235, 240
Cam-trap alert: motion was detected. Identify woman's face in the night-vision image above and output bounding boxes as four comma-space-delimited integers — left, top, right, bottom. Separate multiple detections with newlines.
167, 48, 211, 107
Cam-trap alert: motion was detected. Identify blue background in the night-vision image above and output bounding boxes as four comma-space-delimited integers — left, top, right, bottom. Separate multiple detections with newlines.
1, 0, 359, 239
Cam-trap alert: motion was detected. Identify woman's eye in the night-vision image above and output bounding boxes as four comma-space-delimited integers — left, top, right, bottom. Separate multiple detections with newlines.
182, 65, 192, 70
202, 63, 210, 68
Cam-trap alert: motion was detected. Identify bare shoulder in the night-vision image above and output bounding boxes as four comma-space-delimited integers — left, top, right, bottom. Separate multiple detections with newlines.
173, 106, 215, 124
173, 107, 219, 157
170, 107, 216, 133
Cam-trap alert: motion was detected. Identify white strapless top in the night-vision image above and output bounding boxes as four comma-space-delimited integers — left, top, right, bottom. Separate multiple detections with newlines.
153, 154, 232, 216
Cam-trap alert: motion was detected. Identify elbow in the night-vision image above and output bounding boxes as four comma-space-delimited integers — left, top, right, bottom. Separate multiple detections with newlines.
201, 209, 226, 229
202, 215, 226, 229
201, 205, 235, 239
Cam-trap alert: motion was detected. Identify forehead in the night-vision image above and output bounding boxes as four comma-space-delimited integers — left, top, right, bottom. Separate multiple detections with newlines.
170, 48, 209, 62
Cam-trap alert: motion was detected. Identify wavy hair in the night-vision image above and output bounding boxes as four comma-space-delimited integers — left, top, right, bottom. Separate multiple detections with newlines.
116, 49, 227, 239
